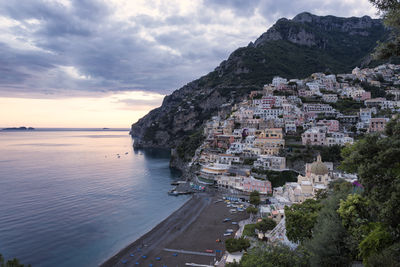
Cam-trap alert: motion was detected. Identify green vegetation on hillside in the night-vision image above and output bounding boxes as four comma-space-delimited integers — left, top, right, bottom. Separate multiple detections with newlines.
227, 245, 310, 267
285, 145, 343, 164
361, 81, 387, 98
213, 31, 387, 93
285, 199, 322, 243
331, 98, 364, 114
251, 169, 298, 187
176, 130, 204, 161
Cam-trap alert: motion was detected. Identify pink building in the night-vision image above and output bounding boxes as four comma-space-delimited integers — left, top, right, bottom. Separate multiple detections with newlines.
298, 89, 313, 97
316, 119, 339, 132
243, 177, 272, 195
262, 96, 275, 108
361, 91, 371, 101
302, 127, 327, 146
369, 118, 387, 133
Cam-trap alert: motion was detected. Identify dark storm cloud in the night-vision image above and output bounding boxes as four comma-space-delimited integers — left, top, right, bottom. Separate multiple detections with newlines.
0, 0, 375, 98
0, 0, 231, 97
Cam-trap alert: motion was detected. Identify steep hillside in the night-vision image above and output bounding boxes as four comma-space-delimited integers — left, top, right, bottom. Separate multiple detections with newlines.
130, 12, 387, 152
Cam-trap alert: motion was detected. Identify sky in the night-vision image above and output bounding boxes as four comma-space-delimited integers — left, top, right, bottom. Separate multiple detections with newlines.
0, 0, 378, 128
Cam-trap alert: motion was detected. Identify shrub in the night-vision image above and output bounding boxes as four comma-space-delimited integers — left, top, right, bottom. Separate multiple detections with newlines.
225, 237, 251, 253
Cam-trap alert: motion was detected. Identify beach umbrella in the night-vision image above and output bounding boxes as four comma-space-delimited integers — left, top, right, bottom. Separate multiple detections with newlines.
135, 262, 139, 265
142, 255, 147, 259
130, 254, 135, 257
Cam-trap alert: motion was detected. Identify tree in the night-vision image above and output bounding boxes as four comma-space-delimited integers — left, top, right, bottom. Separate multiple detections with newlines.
285, 199, 322, 243
337, 194, 371, 243
238, 245, 310, 267
369, 0, 400, 59
255, 218, 276, 233
242, 224, 256, 237
305, 182, 354, 267
249, 190, 260, 206
365, 242, 400, 267
225, 237, 250, 253
245, 206, 258, 214
0, 254, 31, 267
340, 116, 400, 235
243, 158, 256, 165
359, 223, 393, 265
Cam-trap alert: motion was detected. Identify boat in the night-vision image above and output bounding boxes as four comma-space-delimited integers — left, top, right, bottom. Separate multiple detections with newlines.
168, 190, 179, 196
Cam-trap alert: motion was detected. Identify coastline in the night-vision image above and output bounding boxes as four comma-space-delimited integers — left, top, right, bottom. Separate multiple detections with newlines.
100, 194, 204, 267
101, 191, 249, 266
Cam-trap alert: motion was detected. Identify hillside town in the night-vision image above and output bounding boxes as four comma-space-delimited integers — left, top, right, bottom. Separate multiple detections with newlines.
185, 63, 400, 264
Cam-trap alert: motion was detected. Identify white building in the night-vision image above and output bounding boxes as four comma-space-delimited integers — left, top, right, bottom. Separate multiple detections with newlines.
326, 133, 354, 146
285, 120, 297, 133
218, 154, 241, 165
306, 82, 321, 95
359, 108, 372, 124
227, 142, 244, 154
272, 76, 287, 87
254, 155, 286, 170
322, 94, 338, 103
254, 108, 283, 120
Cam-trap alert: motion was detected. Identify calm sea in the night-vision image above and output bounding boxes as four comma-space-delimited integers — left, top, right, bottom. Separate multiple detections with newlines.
0, 130, 189, 267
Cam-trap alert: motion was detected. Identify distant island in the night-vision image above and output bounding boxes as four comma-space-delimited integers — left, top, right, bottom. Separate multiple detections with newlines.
2, 126, 35, 131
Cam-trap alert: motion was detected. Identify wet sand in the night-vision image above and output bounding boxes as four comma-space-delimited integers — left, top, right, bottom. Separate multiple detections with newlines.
101, 192, 249, 267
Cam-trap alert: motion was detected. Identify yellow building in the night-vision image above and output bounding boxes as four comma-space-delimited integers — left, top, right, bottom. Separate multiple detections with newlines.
254, 128, 284, 155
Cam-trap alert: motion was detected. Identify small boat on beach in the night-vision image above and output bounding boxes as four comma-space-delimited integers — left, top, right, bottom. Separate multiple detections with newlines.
167, 188, 193, 196
168, 190, 179, 196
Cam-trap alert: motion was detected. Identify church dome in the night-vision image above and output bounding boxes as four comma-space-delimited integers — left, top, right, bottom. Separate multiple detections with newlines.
310, 155, 328, 175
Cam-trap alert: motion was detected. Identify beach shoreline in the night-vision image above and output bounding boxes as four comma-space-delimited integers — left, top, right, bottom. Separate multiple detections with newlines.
100, 193, 208, 267
101, 191, 249, 266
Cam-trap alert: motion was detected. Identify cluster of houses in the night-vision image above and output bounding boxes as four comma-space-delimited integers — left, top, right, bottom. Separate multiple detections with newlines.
191, 63, 399, 205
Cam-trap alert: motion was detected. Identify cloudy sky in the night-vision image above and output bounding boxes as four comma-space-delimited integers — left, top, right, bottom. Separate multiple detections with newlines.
0, 0, 377, 127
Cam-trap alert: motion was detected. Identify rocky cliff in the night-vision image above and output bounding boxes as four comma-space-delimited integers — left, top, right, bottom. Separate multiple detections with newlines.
131, 12, 387, 156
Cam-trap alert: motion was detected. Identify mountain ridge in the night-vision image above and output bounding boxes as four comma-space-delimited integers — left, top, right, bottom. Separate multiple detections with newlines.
130, 12, 388, 154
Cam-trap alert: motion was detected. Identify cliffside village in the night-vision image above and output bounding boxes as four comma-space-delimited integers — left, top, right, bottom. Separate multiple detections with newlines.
186, 63, 400, 238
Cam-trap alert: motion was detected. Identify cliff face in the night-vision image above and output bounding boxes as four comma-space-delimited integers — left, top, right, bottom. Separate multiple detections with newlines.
131, 12, 386, 150
254, 13, 380, 47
